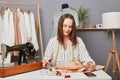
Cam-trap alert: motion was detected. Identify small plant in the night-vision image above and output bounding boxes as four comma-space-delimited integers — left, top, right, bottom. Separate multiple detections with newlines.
77, 6, 90, 28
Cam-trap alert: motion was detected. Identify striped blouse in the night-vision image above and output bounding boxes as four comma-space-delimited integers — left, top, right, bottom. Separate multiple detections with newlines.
44, 37, 95, 66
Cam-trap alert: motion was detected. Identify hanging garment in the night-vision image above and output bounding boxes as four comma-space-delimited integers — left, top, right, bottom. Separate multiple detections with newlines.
24, 12, 32, 42
0, 14, 4, 53
10, 8, 22, 56
17, 8, 27, 44
3, 8, 15, 46
52, 8, 79, 37
1, 8, 15, 63
12, 8, 22, 45
29, 12, 39, 51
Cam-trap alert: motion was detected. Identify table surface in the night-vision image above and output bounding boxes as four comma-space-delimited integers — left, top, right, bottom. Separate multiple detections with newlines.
0, 69, 112, 80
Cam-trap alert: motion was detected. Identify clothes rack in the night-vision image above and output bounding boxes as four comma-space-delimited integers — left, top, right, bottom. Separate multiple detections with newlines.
0, 1, 44, 59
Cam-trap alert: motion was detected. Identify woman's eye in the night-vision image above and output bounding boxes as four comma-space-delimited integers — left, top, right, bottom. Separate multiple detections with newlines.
63, 24, 72, 28
63, 24, 67, 27
69, 26, 72, 28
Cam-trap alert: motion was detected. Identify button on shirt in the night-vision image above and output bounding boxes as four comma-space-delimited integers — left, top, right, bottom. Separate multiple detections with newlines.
44, 37, 95, 66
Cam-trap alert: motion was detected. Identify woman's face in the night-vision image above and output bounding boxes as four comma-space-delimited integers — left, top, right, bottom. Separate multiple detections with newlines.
63, 18, 73, 37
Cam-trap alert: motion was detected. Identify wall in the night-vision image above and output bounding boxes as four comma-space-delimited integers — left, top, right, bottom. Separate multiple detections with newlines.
1, 0, 120, 79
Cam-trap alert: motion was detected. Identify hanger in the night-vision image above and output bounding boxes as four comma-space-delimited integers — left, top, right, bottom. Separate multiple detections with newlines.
5, 7, 9, 10
0, 7, 7, 15
27, 9, 31, 14
20, 8, 24, 13
1, 7, 7, 10
0, 7, 3, 13
9, 7, 14, 12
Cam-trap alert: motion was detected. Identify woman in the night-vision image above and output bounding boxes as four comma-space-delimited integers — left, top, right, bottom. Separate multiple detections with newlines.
43, 14, 95, 72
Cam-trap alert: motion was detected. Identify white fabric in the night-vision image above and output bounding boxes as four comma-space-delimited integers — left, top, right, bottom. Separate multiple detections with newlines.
1, 9, 15, 63
44, 37, 95, 66
0, 14, 4, 53
29, 12, 39, 51
24, 12, 32, 42
17, 8, 27, 44
3, 9, 15, 46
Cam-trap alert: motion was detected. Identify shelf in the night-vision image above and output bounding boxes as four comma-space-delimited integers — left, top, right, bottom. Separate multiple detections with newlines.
76, 27, 120, 31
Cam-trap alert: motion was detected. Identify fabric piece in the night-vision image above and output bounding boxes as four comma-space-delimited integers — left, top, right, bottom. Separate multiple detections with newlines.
29, 12, 39, 51
0, 14, 4, 53
11, 8, 22, 56
55, 60, 84, 72
55, 60, 104, 72
24, 12, 32, 42
3, 8, 15, 46
12, 8, 22, 45
17, 8, 27, 44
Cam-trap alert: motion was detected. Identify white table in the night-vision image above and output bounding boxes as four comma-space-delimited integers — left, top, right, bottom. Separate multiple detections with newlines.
0, 70, 112, 80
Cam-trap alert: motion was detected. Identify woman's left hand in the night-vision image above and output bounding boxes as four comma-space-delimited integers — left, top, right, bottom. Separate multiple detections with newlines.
85, 62, 96, 72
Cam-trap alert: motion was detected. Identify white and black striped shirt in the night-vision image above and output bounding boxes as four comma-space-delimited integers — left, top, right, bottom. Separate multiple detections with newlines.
44, 36, 95, 66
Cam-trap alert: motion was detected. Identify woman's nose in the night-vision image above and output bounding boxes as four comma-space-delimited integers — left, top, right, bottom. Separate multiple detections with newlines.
66, 26, 70, 30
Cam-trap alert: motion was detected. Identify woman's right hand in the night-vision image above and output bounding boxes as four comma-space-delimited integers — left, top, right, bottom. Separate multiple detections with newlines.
42, 57, 49, 68
42, 57, 53, 68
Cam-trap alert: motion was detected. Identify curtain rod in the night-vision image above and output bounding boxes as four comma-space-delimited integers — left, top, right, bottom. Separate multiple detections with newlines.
0, 1, 39, 6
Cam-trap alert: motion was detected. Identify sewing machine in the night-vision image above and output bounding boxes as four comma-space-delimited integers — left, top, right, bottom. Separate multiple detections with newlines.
0, 42, 42, 77
1, 42, 36, 66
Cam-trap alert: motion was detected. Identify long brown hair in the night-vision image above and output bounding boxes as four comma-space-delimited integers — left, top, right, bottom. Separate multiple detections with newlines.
57, 14, 77, 46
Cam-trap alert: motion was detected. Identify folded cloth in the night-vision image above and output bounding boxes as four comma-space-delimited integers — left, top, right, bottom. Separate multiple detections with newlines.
55, 60, 105, 72
55, 60, 84, 72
